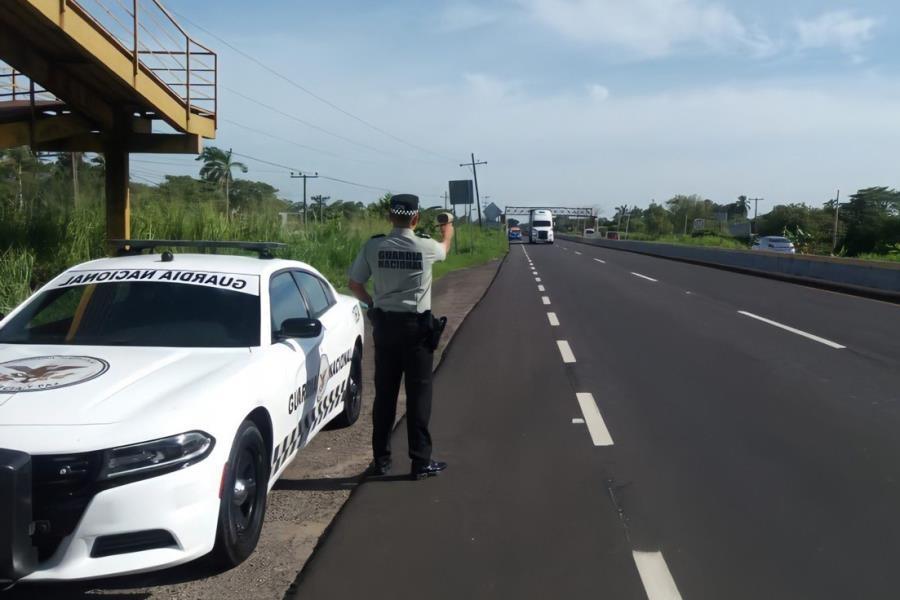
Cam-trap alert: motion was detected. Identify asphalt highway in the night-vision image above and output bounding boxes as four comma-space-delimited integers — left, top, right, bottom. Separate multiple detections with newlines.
290, 241, 900, 600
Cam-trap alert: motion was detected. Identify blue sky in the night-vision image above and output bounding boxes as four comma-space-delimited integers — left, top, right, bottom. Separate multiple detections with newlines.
139, 0, 900, 217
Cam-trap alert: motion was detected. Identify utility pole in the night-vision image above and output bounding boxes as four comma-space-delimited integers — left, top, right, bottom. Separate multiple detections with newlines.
832, 189, 841, 253
442, 191, 449, 210
290, 171, 318, 224
460, 153, 487, 227
311, 194, 331, 222
751, 197, 761, 234
624, 207, 633, 240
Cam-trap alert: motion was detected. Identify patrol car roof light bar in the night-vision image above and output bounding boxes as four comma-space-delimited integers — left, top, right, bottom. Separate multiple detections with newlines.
111, 240, 288, 259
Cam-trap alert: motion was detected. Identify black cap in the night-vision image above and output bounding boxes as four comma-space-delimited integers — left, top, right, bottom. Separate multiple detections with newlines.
390, 194, 419, 216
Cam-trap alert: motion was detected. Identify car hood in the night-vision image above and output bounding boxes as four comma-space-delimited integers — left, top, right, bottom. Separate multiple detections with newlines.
0, 344, 251, 425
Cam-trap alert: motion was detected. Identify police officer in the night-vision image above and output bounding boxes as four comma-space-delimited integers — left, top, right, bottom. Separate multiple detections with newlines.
348, 194, 454, 480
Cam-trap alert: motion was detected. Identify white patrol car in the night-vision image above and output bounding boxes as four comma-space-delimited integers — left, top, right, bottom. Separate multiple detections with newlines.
0, 241, 365, 583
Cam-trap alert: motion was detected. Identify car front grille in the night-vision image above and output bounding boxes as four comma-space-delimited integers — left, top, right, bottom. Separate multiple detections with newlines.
31, 453, 103, 561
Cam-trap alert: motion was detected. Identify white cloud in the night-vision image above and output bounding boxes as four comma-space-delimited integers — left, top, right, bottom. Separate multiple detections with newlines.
522, 0, 775, 58
795, 11, 879, 57
587, 84, 610, 101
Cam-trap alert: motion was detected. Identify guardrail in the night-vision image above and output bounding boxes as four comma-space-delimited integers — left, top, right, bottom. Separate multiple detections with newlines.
558, 234, 900, 301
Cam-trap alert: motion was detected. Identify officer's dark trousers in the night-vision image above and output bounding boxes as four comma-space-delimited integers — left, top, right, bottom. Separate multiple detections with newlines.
372, 313, 433, 464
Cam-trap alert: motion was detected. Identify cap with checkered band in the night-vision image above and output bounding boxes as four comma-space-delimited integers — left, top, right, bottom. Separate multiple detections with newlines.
390, 194, 419, 216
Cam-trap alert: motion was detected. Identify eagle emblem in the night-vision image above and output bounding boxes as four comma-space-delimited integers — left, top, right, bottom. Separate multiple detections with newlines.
0, 356, 109, 393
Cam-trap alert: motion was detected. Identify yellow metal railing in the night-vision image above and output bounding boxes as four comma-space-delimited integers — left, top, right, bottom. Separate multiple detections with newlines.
0, 64, 57, 104
0, 0, 216, 125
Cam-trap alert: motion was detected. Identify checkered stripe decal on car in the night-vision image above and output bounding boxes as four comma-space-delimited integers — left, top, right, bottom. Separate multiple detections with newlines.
271, 379, 348, 472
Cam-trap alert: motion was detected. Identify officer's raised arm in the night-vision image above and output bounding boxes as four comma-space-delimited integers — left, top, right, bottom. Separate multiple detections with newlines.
435, 212, 455, 259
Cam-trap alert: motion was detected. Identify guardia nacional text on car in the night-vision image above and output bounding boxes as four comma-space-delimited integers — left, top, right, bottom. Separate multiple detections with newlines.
0, 241, 365, 584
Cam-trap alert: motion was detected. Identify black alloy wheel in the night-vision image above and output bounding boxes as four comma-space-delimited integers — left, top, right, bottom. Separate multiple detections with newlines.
328, 345, 363, 429
212, 420, 269, 568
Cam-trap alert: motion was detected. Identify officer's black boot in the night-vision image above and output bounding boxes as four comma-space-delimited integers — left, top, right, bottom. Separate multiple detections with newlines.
411, 460, 447, 480
367, 456, 392, 476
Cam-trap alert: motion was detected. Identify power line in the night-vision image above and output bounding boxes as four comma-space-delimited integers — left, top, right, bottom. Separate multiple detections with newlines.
460, 153, 488, 227
230, 151, 438, 197
225, 87, 418, 160
132, 157, 286, 175
172, 10, 459, 163
220, 118, 372, 164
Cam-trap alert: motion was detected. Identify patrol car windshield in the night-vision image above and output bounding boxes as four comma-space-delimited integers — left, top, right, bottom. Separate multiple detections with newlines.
0, 282, 260, 347
533, 220, 552, 227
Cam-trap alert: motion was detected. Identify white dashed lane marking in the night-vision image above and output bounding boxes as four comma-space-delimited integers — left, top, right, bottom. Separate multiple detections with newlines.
542, 296, 551, 305
535, 277, 541, 282
547, 312, 559, 326
738, 311, 846, 349
575, 393, 613, 446
593, 258, 606, 264
538, 285, 546, 292
572, 418, 585, 424
556, 340, 576, 363
631, 272, 658, 282
632, 551, 683, 600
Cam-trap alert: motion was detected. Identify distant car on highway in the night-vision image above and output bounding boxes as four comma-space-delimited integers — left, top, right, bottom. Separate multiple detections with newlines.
508, 226, 522, 240
607, 231, 620, 240
751, 236, 796, 254
583, 228, 595, 236
0, 241, 365, 582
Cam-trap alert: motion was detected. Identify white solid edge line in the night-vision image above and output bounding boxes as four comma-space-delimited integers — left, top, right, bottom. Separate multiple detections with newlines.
542, 296, 551, 305
547, 312, 560, 326
738, 311, 846, 349
538, 285, 546, 292
576, 393, 613, 446
632, 551, 683, 600
593, 258, 606, 264
557, 340, 576, 363
631, 272, 658, 282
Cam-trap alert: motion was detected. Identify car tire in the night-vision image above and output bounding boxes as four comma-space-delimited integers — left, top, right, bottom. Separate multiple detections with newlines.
327, 345, 363, 429
212, 420, 269, 568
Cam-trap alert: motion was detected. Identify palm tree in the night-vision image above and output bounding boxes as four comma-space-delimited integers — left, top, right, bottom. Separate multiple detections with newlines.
735, 195, 751, 217
196, 147, 248, 216
615, 204, 628, 229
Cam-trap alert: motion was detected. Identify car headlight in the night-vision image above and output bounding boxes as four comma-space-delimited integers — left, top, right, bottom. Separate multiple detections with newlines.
100, 431, 215, 480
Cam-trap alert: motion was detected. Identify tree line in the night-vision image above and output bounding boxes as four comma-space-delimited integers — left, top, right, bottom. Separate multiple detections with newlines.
591, 191, 900, 257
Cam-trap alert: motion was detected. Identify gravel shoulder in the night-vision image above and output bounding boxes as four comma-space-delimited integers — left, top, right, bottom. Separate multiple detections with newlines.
7, 257, 504, 600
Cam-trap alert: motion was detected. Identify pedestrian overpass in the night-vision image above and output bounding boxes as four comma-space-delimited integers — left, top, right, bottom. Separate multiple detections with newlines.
0, 0, 217, 239
504, 206, 595, 226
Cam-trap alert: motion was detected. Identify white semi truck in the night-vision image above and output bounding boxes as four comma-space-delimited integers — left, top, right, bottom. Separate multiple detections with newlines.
529, 209, 554, 244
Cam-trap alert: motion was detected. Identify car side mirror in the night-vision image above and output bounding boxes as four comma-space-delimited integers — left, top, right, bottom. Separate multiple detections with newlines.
277, 318, 322, 340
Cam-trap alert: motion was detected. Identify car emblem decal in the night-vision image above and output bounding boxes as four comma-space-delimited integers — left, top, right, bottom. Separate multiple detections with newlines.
317, 354, 331, 403
0, 356, 110, 393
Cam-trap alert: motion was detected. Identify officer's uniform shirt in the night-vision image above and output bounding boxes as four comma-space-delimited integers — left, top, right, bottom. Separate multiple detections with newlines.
349, 227, 446, 313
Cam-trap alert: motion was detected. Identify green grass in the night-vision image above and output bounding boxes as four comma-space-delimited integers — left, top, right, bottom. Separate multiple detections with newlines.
620, 233, 750, 250
856, 252, 900, 263
0, 199, 508, 313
